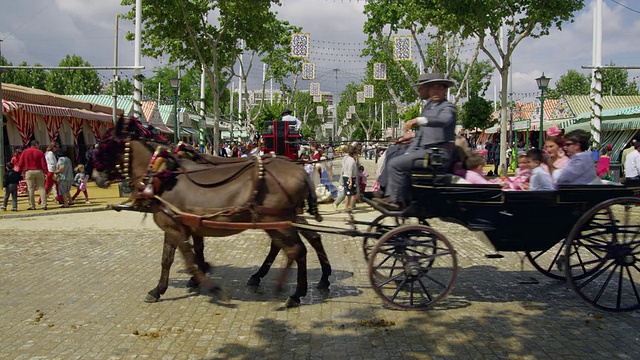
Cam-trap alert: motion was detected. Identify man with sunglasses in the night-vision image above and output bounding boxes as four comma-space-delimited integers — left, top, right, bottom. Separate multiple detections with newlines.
555, 130, 601, 185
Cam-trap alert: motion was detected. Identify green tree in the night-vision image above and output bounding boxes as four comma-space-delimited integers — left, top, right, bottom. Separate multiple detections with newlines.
5, 61, 47, 89
122, 0, 284, 151
546, 69, 590, 98
426, 0, 585, 174
110, 77, 136, 97
601, 63, 639, 96
459, 96, 494, 131
45, 54, 103, 95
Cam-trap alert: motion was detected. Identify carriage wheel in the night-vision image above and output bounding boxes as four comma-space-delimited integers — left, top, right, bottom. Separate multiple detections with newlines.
368, 224, 457, 310
362, 216, 428, 261
526, 241, 568, 280
565, 197, 640, 312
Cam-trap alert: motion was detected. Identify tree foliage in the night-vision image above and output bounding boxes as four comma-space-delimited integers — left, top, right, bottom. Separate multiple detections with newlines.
421, 0, 584, 173
45, 54, 103, 95
459, 96, 494, 131
121, 0, 285, 150
545, 64, 639, 98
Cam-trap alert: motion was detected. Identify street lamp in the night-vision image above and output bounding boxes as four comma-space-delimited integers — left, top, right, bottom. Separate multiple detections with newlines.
169, 78, 181, 144
535, 73, 551, 149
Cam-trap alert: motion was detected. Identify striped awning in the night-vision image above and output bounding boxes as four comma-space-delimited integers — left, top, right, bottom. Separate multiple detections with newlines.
2, 99, 18, 113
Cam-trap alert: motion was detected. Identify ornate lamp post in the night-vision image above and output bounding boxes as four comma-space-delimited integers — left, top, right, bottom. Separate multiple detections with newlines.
169, 78, 181, 144
535, 73, 551, 149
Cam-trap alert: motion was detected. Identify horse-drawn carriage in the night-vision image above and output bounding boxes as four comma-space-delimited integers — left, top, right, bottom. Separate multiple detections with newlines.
94, 118, 640, 312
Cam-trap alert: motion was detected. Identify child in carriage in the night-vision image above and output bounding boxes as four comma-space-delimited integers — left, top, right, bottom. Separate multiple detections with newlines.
501, 153, 532, 190
463, 154, 492, 184
524, 148, 555, 191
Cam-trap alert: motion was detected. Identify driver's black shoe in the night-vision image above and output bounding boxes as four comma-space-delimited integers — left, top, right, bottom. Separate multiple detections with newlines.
372, 197, 403, 211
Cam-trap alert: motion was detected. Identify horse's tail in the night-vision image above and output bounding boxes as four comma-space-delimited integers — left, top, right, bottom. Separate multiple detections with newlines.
305, 174, 323, 222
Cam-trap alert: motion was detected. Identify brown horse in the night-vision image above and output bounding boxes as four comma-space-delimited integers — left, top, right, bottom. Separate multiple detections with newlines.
92, 118, 330, 307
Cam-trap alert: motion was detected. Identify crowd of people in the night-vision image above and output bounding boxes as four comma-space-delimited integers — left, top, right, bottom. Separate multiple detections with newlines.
2, 141, 92, 211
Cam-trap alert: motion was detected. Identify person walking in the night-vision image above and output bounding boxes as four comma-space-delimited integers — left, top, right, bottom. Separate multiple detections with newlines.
43, 142, 60, 204
1, 162, 21, 211
17, 140, 48, 210
71, 164, 90, 204
54, 151, 74, 208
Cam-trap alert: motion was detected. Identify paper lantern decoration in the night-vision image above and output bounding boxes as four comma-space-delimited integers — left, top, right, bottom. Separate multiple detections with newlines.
373, 63, 387, 80
291, 33, 310, 58
364, 85, 374, 99
349, 105, 356, 113
302, 62, 316, 80
393, 36, 412, 61
357, 92, 365, 103
310, 82, 321, 96
313, 95, 322, 103
343, 118, 349, 125
317, 106, 324, 115
346, 112, 352, 120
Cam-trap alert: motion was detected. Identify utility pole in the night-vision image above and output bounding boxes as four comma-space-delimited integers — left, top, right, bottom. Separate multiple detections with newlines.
0, 39, 5, 184
112, 14, 119, 125
333, 68, 338, 142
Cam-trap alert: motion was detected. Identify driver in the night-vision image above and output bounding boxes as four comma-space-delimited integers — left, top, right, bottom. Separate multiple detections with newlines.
374, 73, 457, 210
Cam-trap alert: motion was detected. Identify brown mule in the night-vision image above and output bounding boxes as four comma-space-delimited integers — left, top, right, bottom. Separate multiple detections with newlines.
93, 117, 329, 307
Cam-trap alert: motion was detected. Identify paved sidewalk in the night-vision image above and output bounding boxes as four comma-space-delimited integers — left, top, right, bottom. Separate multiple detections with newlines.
0, 181, 124, 219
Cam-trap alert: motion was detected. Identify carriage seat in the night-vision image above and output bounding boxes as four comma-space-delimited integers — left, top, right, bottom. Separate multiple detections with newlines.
410, 147, 454, 187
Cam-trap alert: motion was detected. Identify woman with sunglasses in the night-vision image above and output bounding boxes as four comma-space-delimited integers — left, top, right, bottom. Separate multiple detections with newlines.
555, 130, 601, 185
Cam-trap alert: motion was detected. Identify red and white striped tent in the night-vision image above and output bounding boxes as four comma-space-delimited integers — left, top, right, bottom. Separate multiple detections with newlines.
2, 85, 115, 149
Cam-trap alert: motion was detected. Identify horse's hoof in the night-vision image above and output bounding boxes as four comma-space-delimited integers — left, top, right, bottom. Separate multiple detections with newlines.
317, 287, 330, 298
212, 287, 231, 302
144, 294, 159, 303
285, 296, 301, 308
316, 280, 330, 290
202, 262, 213, 274
315, 213, 323, 222
247, 275, 261, 286
186, 277, 198, 288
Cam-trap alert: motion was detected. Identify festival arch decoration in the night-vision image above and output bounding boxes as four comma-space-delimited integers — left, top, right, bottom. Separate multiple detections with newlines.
291, 33, 311, 58
393, 36, 412, 61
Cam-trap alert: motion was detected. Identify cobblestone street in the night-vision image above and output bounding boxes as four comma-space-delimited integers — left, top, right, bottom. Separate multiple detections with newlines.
1, 201, 640, 359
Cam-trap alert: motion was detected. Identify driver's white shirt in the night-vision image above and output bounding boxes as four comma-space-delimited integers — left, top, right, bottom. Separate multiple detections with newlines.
282, 114, 302, 131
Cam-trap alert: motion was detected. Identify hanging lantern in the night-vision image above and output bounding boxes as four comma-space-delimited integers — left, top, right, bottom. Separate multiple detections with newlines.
373, 63, 387, 80
302, 62, 316, 80
357, 92, 365, 103
291, 33, 310, 58
313, 95, 322, 103
393, 36, 412, 61
310, 82, 321, 96
349, 105, 356, 113
364, 84, 374, 98
317, 106, 324, 115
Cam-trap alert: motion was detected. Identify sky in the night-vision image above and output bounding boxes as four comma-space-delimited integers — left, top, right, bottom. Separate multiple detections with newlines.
1, 0, 640, 105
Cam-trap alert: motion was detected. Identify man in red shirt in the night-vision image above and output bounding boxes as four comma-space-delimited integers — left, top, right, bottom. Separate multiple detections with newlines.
17, 140, 48, 210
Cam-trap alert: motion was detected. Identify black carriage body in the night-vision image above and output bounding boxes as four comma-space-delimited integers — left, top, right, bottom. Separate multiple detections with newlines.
262, 121, 300, 160
410, 172, 640, 252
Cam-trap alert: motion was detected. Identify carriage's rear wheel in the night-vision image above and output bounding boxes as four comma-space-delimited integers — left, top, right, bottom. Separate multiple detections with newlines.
368, 224, 457, 310
565, 197, 640, 312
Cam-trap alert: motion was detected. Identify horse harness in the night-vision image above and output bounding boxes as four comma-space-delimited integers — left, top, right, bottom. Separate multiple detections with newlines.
122, 141, 300, 227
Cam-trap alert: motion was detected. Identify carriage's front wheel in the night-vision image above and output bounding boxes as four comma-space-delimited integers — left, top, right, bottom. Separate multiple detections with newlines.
368, 224, 457, 310
565, 197, 640, 312
362, 216, 428, 261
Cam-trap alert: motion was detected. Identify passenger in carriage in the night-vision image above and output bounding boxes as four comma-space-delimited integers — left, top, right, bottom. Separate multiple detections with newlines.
463, 154, 492, 184
524, 148, 555, 190
555, 130, 601, 185
502, 153, 532, 190
373, 73, 457, 210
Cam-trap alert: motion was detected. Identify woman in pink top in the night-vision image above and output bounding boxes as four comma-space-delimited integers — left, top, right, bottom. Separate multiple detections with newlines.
544, 126, 569, 171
